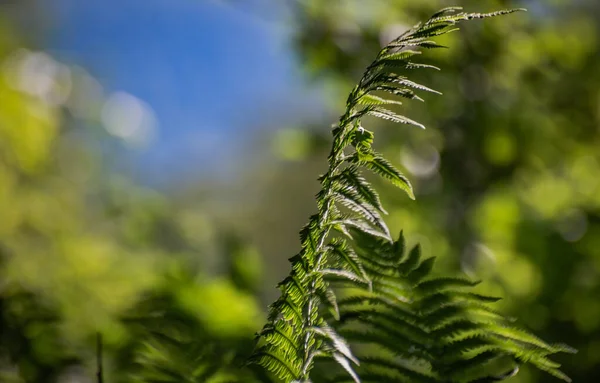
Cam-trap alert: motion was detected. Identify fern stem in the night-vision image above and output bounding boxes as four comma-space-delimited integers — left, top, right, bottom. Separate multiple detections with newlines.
298, 127, 352, 380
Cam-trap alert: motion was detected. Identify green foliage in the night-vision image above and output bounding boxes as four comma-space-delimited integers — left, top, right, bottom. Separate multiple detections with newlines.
250, 7, 574, 383
0, 23, 265, 379
318, 230, 576, 383
118, 286, 260, 383
283, 1, 600, 380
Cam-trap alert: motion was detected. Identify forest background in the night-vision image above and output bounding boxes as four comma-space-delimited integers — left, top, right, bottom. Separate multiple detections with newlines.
0, 0, 599, 382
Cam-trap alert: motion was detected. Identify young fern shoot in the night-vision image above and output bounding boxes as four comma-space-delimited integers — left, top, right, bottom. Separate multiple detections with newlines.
249, 7, 575, 383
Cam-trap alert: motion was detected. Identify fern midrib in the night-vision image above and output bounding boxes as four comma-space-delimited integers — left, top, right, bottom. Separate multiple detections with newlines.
294, 46, 394, 379
299, 120, 356, 379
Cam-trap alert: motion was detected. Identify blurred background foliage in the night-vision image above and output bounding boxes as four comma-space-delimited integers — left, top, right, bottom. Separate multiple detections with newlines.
0, 0, 599, 382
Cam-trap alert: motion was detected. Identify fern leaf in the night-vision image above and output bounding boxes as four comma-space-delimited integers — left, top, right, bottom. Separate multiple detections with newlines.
260, 323, 301, 354
327, 239, 370, 283
251, 7, 572, 383
408, 256, 436, 283
313, 325, 359, 366
332, 218, 393, 242
379, 49, 422, 61
332, 352, 361, 383
391, 230, 407, 264
365, 73, 441, 96
250, 350, 301, 382
430, 6, 464, 19
352, 153, 415, 199
366, 106, 427, 129
417, 277, 481, 295
356, 94, 403, 108
400, 244, 422, 273
321, 287, 340, 321
333, 183, 389, 236
406, 62, 441, 71
359, 356, 438, 383
338, 167, 387, 214
319, 268, 369, 286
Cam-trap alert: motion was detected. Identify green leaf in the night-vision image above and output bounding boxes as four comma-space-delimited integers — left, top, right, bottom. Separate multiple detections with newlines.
338, 167, 387, 214
319, 268, 369, 286
327, 239, 370, 284
323, 288, 340, 321
368, 85, 424, 101
406, 62, 441, 70
356, 94, 403, 108
367, 107, 426, 129
332, 218, 393, 242
251, 7, 570, 383
417, 277, 481, 295
312, 324, 358, 365
332, 352, 361, 383
430, 6, 464, 19
400, 244, 421, 274
392, 231, 406, 264
352, 153, 415, 200
379, 49, 422, 61
408, 256, 436, 283
249, 350, 301, 382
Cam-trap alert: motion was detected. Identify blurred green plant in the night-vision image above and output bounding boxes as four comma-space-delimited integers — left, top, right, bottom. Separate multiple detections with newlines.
116, 263, 263, 383
0, 12, 264, 381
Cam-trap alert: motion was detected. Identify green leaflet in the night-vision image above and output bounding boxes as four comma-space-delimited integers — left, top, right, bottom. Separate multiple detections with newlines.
327, 239, 370, 283
336, 167, 387, 214
363, 73, 441, 97
352, 153, 415, 200
430, 6, 464, 18
332, 182, 389, 236
406, 62, 441, 71
250, 6, 574, 383
312, 324, 359, 365
401, 244, 422, 273
378, 49, 422, 61
332, 352, 361, 383
356, 94, 403, 108
367, 106, 427, 129
321, 286, 340, 320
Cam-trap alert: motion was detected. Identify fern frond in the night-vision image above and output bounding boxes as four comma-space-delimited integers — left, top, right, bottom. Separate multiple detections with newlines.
326, 233, 574, 383
251, 6, 573, 383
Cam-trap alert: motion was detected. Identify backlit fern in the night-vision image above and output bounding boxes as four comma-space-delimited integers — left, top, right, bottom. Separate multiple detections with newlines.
249, 7, 575, 383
